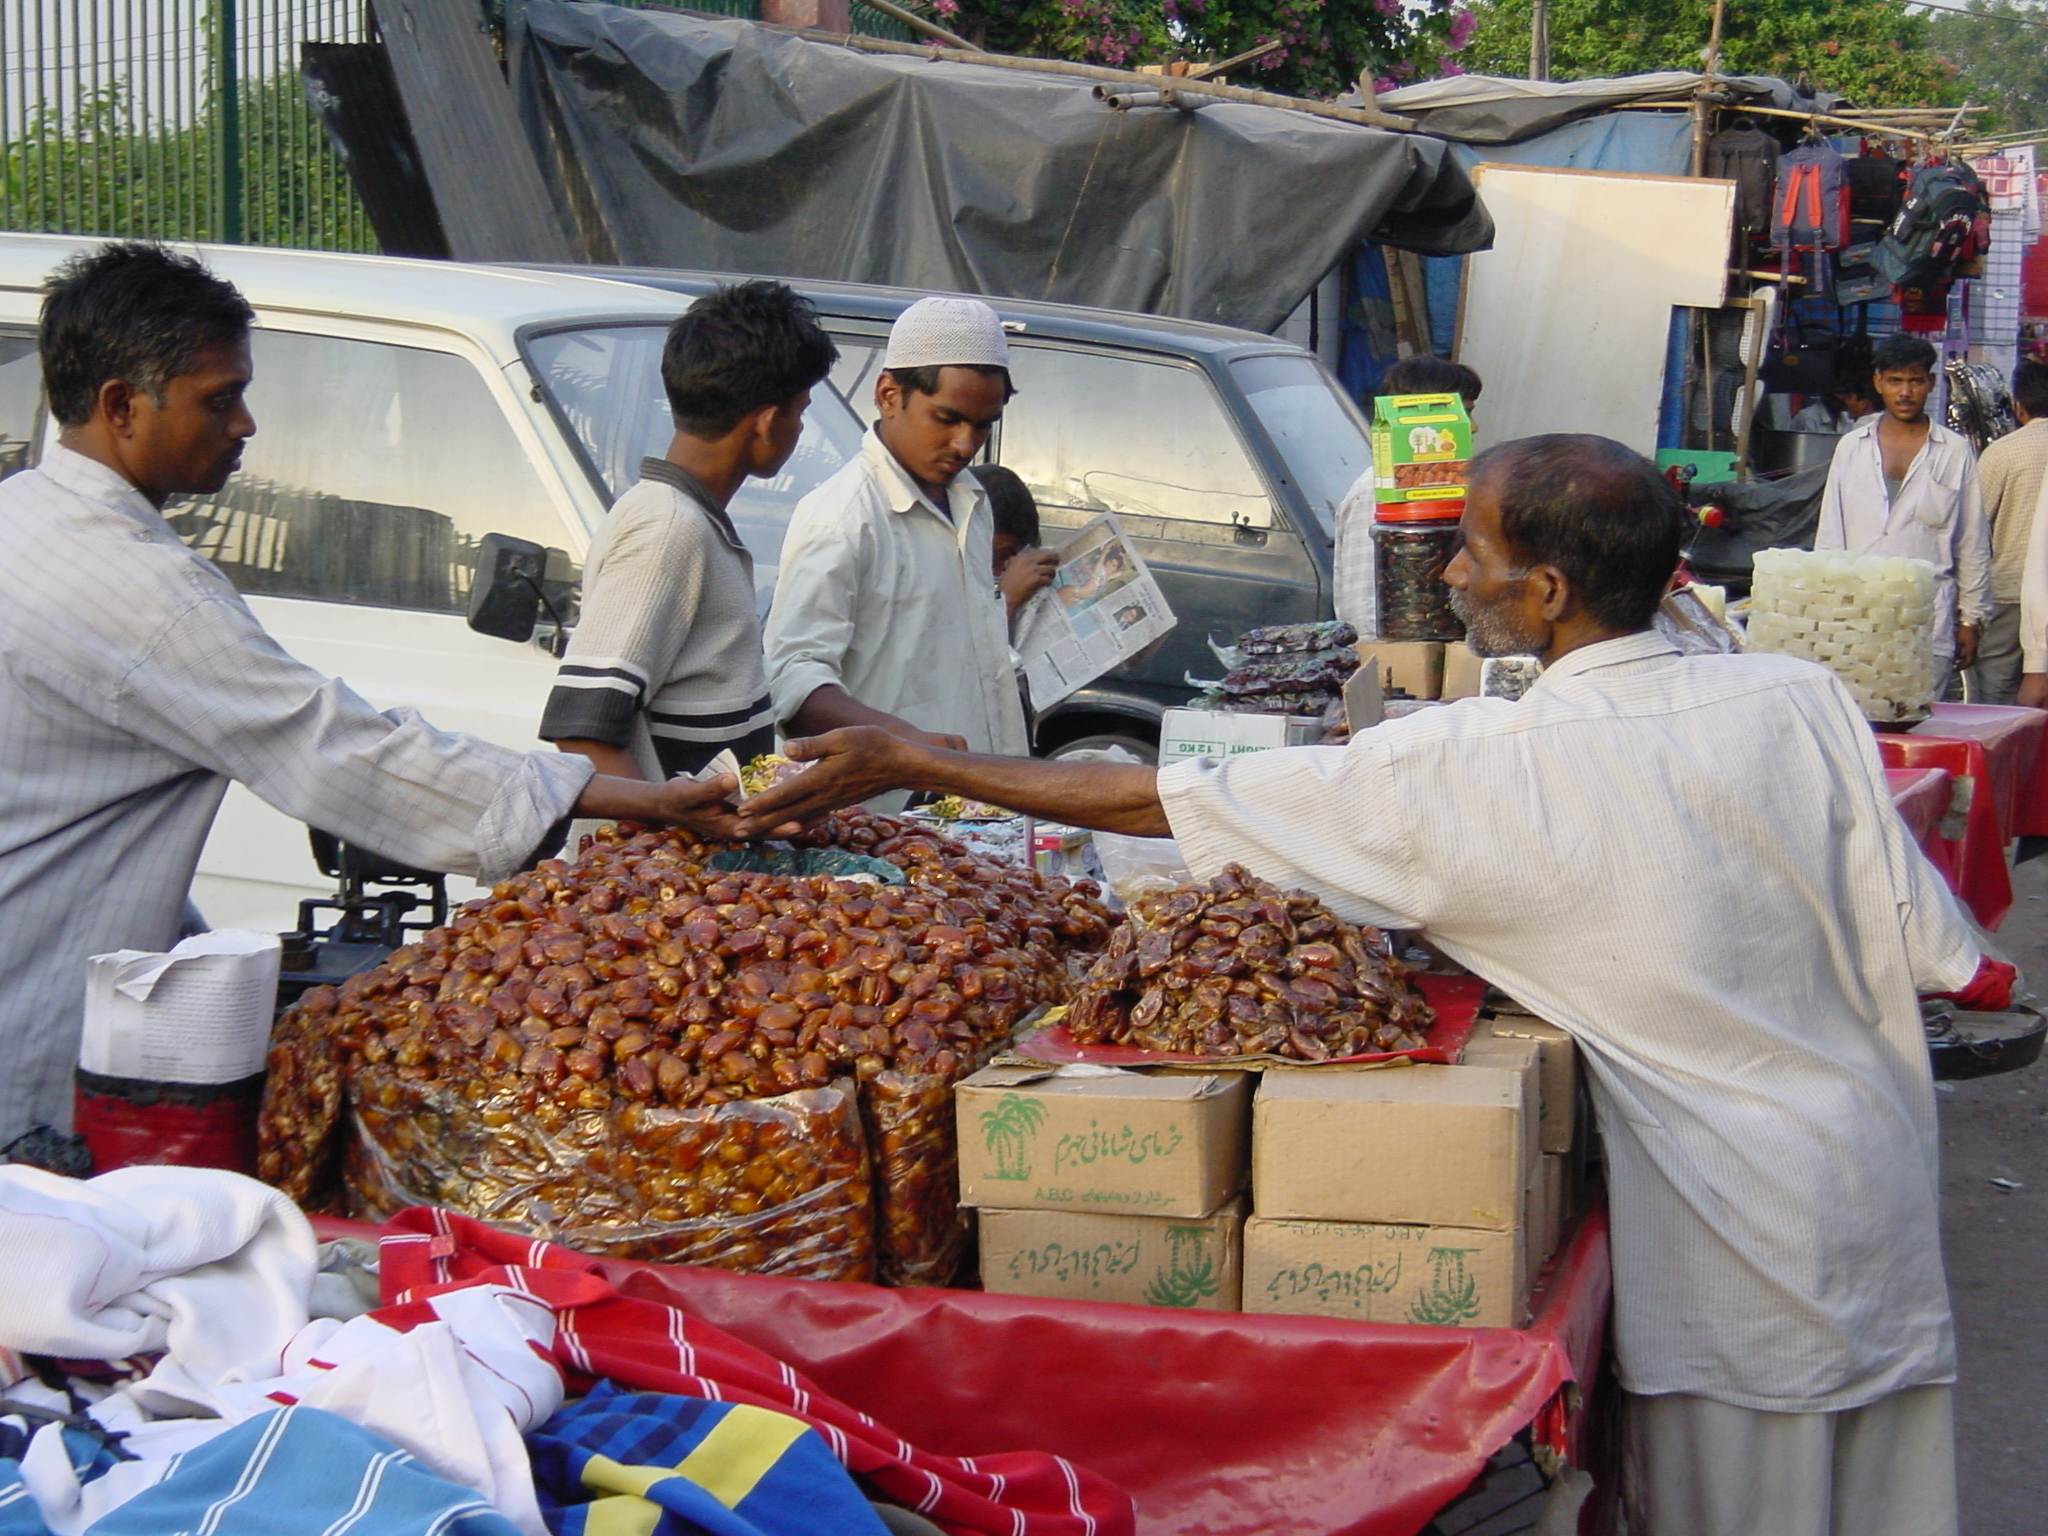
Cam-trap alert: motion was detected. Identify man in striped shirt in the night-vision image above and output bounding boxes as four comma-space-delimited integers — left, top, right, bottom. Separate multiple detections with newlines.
541, 283, 836, 779
741, 435, 1985, 1536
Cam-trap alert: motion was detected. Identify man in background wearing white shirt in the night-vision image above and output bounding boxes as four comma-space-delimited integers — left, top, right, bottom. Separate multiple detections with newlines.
1816, 333, 1990, 680
763, 297, 1028, 780
741, 434, 1990, 1536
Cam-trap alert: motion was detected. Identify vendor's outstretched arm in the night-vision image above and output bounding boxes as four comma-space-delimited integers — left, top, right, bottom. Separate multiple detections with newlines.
579, 770, 746, 841
735, 727, 1170, 838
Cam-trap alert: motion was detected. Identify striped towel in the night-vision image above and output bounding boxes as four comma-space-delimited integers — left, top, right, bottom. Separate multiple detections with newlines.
0, 1406, 521, 1536
530, 1382, 889, 1536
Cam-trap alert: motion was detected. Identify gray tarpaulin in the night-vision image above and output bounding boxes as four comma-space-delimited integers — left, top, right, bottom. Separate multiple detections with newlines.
511, 2, 1491, 334
1372, 72, 1849, 146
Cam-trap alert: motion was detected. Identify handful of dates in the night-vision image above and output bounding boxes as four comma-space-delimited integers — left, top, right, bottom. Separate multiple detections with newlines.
1065, 863, 1433, 1061
259, 816, 1111, 1283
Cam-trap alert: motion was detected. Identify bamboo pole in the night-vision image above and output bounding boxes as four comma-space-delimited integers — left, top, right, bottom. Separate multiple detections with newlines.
855, 0, 983, 53
1185, 38, 1283, 81
728, 14, 1418, 129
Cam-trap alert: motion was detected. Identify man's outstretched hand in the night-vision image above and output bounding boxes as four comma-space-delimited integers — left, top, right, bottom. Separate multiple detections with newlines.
577, 769, 747, 842
736, 728, 928, 838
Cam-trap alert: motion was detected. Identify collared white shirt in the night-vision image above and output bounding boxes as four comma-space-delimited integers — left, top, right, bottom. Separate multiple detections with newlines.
2006, 429, 2048, 670
763, 428, 1028, 757
0, 445, 592, 1140
1158, 632, 1978, 1413
1816, 416, 1991, 649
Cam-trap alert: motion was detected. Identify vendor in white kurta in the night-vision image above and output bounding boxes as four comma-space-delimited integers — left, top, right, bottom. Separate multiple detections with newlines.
0, 244, 745, 1145
1815, 332, 1990, 673
762, 297, 1030, 779
738, 434, 1986, 1536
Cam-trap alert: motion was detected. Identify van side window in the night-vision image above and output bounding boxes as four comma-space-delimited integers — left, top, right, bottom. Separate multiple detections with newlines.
167, 331, 568, 613
0, 332, 41, 483
828, 337, 885, 428
997, 346, 1275, 528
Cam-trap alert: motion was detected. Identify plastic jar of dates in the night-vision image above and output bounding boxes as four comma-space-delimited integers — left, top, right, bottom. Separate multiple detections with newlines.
1373, 502, 1466, 643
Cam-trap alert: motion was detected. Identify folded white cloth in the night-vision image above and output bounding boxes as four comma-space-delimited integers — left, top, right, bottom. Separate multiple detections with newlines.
0, 1165, 314, 1378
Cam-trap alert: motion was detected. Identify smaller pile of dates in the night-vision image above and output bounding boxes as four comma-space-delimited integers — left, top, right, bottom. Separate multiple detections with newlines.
1065, 863, 1433, 1060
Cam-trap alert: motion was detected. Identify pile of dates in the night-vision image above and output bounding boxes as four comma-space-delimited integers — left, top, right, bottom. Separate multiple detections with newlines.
1065, 863, 1434, 1060
259, 815, 1111, 1284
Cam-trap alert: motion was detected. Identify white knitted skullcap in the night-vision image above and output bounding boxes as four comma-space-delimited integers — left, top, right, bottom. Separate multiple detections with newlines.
883, 296, 1010, 371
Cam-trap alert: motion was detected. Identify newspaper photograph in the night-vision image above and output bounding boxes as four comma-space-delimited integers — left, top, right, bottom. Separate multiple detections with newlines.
1014, 516, 1177, 707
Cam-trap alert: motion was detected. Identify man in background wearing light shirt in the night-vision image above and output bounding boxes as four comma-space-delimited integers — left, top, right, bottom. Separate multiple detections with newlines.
740, 434, 1991, 1536
1989, 363, 2048, 707
762, 297, 1030, 788
0, 243, 742, 1147
1816, 333, 1990, 680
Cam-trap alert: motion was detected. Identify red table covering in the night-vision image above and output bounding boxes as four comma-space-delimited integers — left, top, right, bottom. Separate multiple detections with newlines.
1874, 708, 2036, 928
1887, 766, 1957, 889
314, 1206, 1612, 1536
1901, 703, 2048, 839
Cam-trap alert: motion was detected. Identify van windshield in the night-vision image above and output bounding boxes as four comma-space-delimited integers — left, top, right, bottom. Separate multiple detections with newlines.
1229, 353, 1374, 539
525, 322, 864, 586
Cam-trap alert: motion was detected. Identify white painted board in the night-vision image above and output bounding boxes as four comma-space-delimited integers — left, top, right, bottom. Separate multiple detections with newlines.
1455, 165, 1735, 456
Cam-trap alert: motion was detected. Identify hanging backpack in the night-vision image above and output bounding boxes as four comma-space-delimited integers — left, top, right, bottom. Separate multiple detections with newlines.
1872, 160, 1987, 290
1845, 154, 1906, 225
1707, 123, 1781, 239
1771, 140, 1851, 251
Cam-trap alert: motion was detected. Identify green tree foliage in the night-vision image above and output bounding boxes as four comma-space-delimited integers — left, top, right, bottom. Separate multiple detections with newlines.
1463, 0, 1966, 107
1928, 1, 2048, 131
1, 72, 369, 250
925, 0, 1477, 101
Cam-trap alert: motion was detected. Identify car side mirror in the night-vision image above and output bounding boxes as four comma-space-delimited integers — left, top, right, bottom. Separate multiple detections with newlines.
468, 533, 547, 643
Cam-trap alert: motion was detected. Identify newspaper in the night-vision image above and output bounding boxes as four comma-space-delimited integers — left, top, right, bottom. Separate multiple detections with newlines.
1014, 516, 1176, 707
80, 929, 282, 1084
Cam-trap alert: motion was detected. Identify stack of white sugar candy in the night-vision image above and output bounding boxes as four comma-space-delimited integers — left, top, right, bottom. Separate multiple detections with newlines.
1745, 549, 1939, 722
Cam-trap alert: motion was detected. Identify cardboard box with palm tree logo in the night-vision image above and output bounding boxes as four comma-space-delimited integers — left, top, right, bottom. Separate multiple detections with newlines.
977, 1198, 1247, 1310
1241, 1217, 1526, 1328
955, 1064, 1250, 1217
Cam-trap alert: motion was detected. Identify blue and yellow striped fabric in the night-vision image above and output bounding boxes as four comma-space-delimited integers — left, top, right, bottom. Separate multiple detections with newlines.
529, 1383, 892, 1536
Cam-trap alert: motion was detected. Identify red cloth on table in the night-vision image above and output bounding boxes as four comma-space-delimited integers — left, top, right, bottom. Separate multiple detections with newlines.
370, 1207, 1134, 1536
1905, 704, 2048, 840
1928, 954, 2016, 1012
1876, 731, 2014, 929
316, 1207, 1613, 1536
1887, 767, 1954, 881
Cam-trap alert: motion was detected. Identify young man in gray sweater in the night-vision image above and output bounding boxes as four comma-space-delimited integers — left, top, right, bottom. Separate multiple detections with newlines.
542, 282, 836, 779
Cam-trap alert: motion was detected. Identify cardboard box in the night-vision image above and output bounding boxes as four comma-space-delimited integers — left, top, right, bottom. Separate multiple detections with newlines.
1453, 1035, 1543, 1179
1525, 1153, 1565, 1269
978, 1197, 1246, 1310
1475, 1015, 1578, 1155
1370, 393, 1473, 509
1243, 1216, 1527, 1328
1253, 1063, 1530, 1230
1158, 707, 1322, 764
1358, 641, 1443, 701
1441, 643, 1482, 700
957, 1065, 1251, 1217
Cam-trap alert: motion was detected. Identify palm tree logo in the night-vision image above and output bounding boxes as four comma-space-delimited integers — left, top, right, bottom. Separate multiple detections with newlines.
1143, 1224, 1222, 1308
1406, 1246, 1482, 1326
980, 1094, 1046, 1181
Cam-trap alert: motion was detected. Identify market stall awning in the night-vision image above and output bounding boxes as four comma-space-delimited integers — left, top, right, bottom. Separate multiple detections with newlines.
1372, 71, 1850, 146
510, 2, 1492, 334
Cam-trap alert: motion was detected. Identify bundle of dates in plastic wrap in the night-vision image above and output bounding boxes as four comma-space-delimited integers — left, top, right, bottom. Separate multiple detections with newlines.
260, 814, 1112, 1285
1065, 863, 1433, 1060
1189, 621, 1359, 718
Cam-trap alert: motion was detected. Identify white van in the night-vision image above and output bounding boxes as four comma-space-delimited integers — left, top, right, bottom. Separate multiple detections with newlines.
0, 234, 864, 929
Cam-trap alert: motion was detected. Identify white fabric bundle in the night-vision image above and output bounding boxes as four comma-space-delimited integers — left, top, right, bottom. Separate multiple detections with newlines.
0, 1164, 313, 1377
1746, 549, 1939, 721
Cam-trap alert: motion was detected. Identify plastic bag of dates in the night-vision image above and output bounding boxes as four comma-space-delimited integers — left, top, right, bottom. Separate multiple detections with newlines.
1065, 862, 1434, 1061
346, 1069, 875, 1279
258, 817, 1112, 1285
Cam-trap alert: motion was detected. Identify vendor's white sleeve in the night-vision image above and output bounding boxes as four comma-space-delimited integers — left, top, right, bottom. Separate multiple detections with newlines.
1953, 455, 1993, 628
2021, 469, 2048, 671
1157, 739, 1425, 930
762, 498, 867, 725
1815, 449, 1850, 551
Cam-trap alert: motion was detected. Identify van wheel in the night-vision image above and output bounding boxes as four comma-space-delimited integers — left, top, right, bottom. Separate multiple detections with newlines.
1044, 732, 1158, 766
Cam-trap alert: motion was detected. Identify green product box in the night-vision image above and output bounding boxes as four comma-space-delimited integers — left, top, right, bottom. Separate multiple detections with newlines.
1371, 392, 1474, 507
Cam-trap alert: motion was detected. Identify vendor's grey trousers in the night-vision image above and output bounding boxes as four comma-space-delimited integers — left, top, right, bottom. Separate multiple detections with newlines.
1967, 601, 2024, 704
1621, 1385, 1957, 1536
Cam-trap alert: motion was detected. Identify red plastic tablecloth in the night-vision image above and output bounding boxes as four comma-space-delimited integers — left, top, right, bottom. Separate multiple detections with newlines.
1888, 766, 1957, 888
1900, 703, 2048, 839
314, 1206, 1611, 1536
1876, 717, 2021, 929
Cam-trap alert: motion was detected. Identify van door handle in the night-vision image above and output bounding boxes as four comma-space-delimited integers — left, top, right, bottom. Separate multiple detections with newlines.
1232, 520, 1268, 547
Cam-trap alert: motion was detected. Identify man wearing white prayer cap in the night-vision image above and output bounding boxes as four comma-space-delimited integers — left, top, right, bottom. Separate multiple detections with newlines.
763, 296, 1031, 798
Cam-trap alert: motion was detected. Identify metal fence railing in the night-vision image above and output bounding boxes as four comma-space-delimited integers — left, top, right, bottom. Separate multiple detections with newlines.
0, 0, 375, 250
